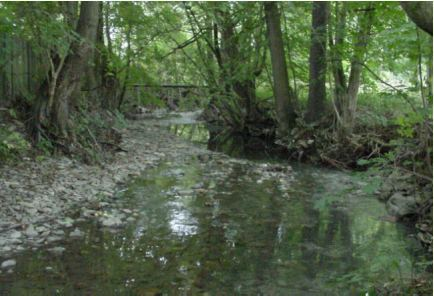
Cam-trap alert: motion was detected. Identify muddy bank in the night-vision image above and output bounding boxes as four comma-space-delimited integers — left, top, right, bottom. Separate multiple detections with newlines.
0, 112, 209, 259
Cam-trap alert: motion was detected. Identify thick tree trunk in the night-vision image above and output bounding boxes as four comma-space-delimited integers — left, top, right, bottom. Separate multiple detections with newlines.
264, 2, 296, 137
101, 2, 120, 110
83, 1, 104, 104
341, 4, 374, 134
329, 2, 347, 116
219, 6, 237, 96
233, 79, 257, 122
400, 2, 433, 35
216, 5, 259, 125
306, 2, 329, 123
329, 3, 374, 136
61, 1, 78, 30
34, 2, 100, 140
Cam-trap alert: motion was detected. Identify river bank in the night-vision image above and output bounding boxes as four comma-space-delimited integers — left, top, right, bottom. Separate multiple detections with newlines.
0, 111, 431, 294
0, 111, 209, 260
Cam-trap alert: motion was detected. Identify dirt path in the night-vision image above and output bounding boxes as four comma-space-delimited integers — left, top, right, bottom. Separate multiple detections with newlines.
0, 112, 208, 258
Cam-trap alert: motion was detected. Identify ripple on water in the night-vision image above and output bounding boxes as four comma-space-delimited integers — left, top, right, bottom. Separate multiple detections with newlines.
0, 124, 429, 295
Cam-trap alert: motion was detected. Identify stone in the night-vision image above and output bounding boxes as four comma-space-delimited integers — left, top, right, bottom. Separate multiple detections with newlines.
58, 217, 74, 228
25, 225, 38, 237
52, 229, 65, 236
10, 231, 22, 239
122, 209, 132, 214
2, 246, 12, 252
69, 228, 84, 238
46, 236, 62, 243
48, 246, 65, 255
101, 216, 123, 228
386, 192, 419, 218
1, 259, 16, 269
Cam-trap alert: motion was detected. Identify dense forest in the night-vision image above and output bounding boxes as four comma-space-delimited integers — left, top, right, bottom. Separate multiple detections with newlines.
0, 1, 432, 294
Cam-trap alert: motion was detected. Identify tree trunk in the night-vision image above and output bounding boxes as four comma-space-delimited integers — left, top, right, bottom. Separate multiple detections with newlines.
61, 1, 78, 30
329, 2, 347, 116
233, 79, 257, 122
306, 2, 329, 123
101, 1, 119, 110
264, 2, 296, 137
216, 4, 259, 125
329, 3, 374, 136
34, 2, 100, 141
342, 3, 374, 134
117, 25, 132, 110
428, 51, 433, 102
84, 1, 104, 105
401, 2, 433, 35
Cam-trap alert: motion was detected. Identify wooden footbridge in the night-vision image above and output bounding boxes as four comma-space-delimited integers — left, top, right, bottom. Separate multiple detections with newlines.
129, 84, 208, 109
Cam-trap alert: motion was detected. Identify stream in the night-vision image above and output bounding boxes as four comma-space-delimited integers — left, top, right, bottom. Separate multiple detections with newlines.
0, 113, 427, 295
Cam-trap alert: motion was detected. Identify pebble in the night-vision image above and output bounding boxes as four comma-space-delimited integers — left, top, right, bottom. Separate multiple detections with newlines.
48, 246, 65, 255
0, 113, 220, 257
46, 236, 62, 243
2, 246, 12, 252
1, 259, 16, 269
101, 216, 123, 228
25, 225, 38, 237
69, 228, 84, 238
58, 218, 74, 228
10, 231, 22, 239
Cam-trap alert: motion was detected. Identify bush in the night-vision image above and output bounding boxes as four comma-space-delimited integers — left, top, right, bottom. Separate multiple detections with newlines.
0, 127, 30, 162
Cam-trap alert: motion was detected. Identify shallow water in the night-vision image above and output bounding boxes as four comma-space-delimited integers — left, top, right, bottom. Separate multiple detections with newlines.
0, 119, 427, 295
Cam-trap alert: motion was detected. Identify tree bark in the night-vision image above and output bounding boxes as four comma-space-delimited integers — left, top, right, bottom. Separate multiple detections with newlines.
401, 2, 433, 35
329, 3, 374, 136
343, 3, 374, 134
34, 2, 100, 141
329, 2, 347, 116
61, 1, 78, 30
264, 2, 296, 137
306, 2, 329, 123
117, 25, 132, 110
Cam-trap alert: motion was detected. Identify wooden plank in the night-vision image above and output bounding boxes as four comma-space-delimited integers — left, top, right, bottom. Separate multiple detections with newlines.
129, 84, 208, 89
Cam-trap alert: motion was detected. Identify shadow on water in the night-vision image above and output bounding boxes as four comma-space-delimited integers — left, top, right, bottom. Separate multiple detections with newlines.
169, 123, 286, 161
0, 122, 429, 295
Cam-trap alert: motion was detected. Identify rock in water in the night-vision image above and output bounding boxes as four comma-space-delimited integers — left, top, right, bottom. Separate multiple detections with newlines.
1, 259, 16, 269
101, 216, 123, 228
386, 192, 418, 218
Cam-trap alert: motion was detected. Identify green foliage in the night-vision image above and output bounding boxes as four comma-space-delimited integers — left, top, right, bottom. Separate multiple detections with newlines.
394, 110, 428, 138
35, 137, 54, 155
0, 127, 30, 162
112, 109, 128, 129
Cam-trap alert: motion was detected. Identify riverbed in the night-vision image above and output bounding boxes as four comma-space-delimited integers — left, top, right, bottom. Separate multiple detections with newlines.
0, 112, 429, 295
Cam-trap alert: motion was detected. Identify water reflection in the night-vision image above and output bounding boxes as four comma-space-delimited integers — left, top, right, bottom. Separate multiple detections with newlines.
169, 123, 284, 160
168, 200, 198, 236
0, 129, 428, 295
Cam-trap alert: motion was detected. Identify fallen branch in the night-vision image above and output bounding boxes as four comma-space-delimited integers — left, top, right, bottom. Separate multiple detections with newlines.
396, 165, 432, 182
99, 141, 128, 152
320, 153, 350, 171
